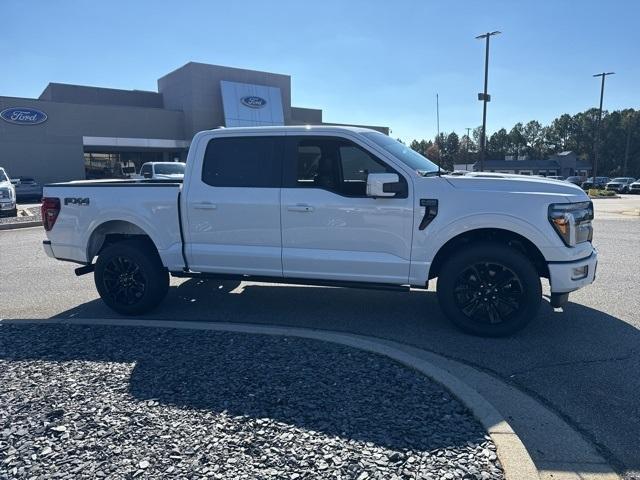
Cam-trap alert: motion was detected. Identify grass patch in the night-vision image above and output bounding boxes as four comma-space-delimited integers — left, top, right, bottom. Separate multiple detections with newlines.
588, 188, 616, 197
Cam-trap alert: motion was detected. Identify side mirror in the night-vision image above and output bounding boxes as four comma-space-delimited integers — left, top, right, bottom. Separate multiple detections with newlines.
143, 172, 153, 179
366, 173, 404, 198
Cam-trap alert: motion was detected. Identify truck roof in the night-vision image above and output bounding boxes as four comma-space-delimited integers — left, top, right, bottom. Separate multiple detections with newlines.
203, 125, 379, 135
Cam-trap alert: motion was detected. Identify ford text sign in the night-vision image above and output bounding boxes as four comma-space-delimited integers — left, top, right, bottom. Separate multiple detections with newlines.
240, 96, 267, 109
0, 107, 48, 125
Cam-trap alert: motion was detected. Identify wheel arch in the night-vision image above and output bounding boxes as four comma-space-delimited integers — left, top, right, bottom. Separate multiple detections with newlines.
428, 228, 549, 280
87, 220, 158, 262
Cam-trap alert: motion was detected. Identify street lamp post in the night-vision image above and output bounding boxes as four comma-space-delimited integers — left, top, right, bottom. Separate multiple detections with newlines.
592, 72, 615, 182
476, 31, 501, 172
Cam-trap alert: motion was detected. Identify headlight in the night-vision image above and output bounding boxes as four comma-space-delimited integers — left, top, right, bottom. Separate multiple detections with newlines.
548, 201, 593, 247
0, 188, 10, 199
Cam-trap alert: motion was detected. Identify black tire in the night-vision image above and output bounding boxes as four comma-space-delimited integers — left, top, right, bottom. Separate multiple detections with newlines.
94, 238, 169, 315
436, 242, 542, 337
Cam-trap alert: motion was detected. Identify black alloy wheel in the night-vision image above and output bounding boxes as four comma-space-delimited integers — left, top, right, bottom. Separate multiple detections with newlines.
101, 255, 148, 306
95, 238, 169, 315
437, 242, 542, 336
452, 262, 524, 325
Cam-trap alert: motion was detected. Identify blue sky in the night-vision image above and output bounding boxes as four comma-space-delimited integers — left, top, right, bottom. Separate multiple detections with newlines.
2, 0, 638, 142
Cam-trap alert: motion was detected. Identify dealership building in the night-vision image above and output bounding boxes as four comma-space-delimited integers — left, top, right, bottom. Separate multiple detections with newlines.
0, 62, 388, 183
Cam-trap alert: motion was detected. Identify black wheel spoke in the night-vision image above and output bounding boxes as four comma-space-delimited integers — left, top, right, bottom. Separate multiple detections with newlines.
101, 255, 147, 306
453, 261, 524, 325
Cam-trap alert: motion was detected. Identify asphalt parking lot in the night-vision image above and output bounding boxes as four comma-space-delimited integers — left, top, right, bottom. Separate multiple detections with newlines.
1, 195, 639, 479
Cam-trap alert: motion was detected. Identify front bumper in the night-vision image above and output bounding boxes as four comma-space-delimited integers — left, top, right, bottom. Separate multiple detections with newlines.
548, 248, 598, 293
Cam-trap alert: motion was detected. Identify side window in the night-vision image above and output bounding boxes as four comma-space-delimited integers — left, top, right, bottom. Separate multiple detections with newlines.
296, 145, 322, 185
289, 136, 399, 197
202, 136, 282, 187
339, 145, 388, 181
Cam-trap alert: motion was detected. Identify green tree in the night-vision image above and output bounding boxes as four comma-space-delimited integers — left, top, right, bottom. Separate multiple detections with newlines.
508, 123, 526, 157
523, 120, 544, 158
442, 132, 460, 169
488, 128, 509, 159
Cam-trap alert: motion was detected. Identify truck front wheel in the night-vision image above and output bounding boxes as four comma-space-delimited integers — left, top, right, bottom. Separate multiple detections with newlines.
94, 238, 169, 315
436, 243, 542, 336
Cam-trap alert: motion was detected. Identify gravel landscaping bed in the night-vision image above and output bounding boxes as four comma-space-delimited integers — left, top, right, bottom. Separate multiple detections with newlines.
0, 207, 41, 226
0, 323, 504, 479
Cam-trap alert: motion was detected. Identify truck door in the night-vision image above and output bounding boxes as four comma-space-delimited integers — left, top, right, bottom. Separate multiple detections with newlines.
280, 134, 413, 284
183, 134, 284, 276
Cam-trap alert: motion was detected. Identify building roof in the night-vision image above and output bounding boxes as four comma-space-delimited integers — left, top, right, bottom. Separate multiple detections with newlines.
38, 83, 163, 109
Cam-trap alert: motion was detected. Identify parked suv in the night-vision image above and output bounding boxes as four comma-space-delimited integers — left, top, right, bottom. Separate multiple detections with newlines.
0, 167, 17, 217
581, 177, 610, 190
41, 126, 597, 337
629, 179, 640, 194
605, 177, 636, 193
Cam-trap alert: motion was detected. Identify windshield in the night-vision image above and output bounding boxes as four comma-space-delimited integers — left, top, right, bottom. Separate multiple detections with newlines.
611, 177, 630, 182
154, 163, 185, 175
361, 131, 439, 175
0, 169, 8, 182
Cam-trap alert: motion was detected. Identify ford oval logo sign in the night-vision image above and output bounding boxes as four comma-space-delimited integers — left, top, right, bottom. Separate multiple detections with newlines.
0, 107, 48, 125
240, 96, 267, 109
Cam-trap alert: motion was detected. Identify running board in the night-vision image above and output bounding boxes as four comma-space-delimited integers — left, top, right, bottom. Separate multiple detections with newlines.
170, 271, 412, 292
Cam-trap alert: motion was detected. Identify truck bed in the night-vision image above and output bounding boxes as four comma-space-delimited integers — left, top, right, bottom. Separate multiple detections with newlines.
43, 180, 184, 269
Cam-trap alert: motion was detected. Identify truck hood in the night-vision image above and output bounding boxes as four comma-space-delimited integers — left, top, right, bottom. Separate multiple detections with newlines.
442, 172, 588, 202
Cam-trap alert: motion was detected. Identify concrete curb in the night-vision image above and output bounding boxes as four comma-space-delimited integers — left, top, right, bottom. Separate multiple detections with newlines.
0, 220, 42, 231
2, 317, 541, 480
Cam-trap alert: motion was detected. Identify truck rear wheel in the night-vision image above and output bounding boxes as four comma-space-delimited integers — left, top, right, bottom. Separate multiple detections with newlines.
436, 242, 541, 336
94, 238, 169, 315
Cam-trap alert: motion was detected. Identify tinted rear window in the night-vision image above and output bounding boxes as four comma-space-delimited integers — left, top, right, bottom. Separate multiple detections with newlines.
202, 136, 282, 188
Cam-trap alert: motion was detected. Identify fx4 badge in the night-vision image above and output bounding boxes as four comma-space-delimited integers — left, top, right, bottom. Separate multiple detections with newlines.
64, 197, 90, 206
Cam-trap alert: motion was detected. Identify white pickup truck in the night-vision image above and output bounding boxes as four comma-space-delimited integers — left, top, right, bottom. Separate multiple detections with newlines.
42, 126, 597, 336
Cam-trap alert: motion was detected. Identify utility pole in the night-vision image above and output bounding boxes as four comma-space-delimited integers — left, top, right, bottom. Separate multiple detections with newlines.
592, 72, 615, 182
476, 31, 501, 172
436, 93, 440, 146
465, 127, 472, 170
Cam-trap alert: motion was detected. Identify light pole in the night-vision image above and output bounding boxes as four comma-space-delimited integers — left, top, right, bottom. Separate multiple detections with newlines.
465, 127, 472, 170
592, 72, 614, 182
476, 30, 501, 172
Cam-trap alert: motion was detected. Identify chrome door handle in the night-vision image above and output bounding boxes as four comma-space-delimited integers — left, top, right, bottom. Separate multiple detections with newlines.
287, 204, 314, 212
193, 202, 217, 210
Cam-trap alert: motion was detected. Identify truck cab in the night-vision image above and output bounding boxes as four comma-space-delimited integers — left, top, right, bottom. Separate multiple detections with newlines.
41, 126, 598, 336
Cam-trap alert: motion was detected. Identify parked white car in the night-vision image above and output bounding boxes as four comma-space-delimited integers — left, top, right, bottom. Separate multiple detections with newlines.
0, 167, 17, 217
137, 162, 185, 180
41, 126, 597, 336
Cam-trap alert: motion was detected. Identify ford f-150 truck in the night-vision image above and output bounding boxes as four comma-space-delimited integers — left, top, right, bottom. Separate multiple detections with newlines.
41, 126, 597, 336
